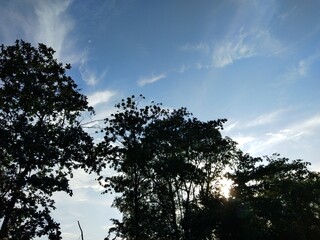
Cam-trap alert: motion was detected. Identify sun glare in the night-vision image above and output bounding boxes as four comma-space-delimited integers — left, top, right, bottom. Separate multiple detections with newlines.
219, 178, 233, 198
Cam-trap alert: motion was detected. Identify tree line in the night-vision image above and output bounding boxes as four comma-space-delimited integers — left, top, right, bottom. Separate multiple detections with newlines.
1, 40, 319, 240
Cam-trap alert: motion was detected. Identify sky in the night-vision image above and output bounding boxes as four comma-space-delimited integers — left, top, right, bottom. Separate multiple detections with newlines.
1, 0, 320, 239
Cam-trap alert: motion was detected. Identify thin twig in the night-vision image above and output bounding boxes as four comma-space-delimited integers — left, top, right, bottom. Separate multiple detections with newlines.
77, 221, 84, 240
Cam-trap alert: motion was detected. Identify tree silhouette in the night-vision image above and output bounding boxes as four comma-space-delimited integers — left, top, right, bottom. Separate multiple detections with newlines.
0, 40, 94, 239
143, 107, 236, 240
97, 95, 168, 240
98, 96, 320, 240
97, 96, 237, 240
2, 41, 318, 240
222, 153, 320, 239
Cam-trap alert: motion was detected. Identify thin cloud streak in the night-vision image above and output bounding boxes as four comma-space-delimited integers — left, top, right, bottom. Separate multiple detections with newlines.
138, 73, 166, 86
243, 114, 320, 156
246, 109, 286, 127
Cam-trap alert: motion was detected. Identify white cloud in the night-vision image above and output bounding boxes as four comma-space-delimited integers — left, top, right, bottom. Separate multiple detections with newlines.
275, 51, 320, 86
241, 114, 320, 157
298, 60, 307, 76
52, 181, 117, 240
69, 169, 103, 192
0, 0, 85, 65
138, 73, 166, 86
233, 136, 255, 148
79, 56, 109, 86
246, 109, 286, 127
212, 26, 285, 68
224, 111, 320, 166
223, 110, 286, 134
285, 60, 308, 81
298, 115, 320, 132
223, 121, 239, 133
34, 0, 74, 62
246, 129, 299, 155
212, 30, 256, 68
87, 90, 116, 107
254, 30, 283, 56
276, 53, 320, 85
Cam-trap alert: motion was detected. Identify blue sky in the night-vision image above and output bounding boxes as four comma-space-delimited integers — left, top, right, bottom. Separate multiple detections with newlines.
1, 0, 320, 239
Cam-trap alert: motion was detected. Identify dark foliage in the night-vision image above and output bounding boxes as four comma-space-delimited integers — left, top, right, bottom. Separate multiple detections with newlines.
0, 40, 94, 239
97, 96, 320, 240
224, 153, 320, 240
97, 96, 237, 240
2, 40, 318, 240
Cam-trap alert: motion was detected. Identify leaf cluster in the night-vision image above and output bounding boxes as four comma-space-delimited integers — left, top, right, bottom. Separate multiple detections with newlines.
0, 40, 94, 239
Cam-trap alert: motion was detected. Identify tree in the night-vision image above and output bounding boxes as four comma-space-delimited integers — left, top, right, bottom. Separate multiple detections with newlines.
0, 40, 94, 239
97, 95, 168, 240
97, 96, 237, 240
223, 153, 320, 240
143, 107, 236, 240
97, 95, 320, 240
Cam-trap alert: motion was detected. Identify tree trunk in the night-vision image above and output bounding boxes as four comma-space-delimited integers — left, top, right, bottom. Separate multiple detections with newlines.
0, 166, 29, 238
0, 193, 18, 238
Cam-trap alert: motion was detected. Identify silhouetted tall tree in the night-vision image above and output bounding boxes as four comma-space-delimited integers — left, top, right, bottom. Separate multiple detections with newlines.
0, 40, 94, 239
97, 96, 237, 240
143, 108, 236, 240
97, 95, 168, 240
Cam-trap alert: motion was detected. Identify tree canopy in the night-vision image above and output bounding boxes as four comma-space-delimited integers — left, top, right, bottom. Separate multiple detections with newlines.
0, 40, 94, 239
224, 154, 320, 240
97, 96, 320, 240
0, 41, 319, 240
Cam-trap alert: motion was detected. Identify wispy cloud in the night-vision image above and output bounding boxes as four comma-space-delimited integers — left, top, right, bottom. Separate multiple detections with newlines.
246, 109, 286, 127
83, 90, 117, 136
275, 53, 320, 85
0, 0, 81, 64
223, 121, 239, 133
182, 30, 281, 70
34, 0, 74, 62
79, 56, 108, 86
0, 0, 111, 91
241, 114, 320, 156
138, 73, 166, 86
212, 30, 256, 68
211, 8, 283, 67
223, 110, 286, 133
87, 90, 116, 107
223, 110, 320, 164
